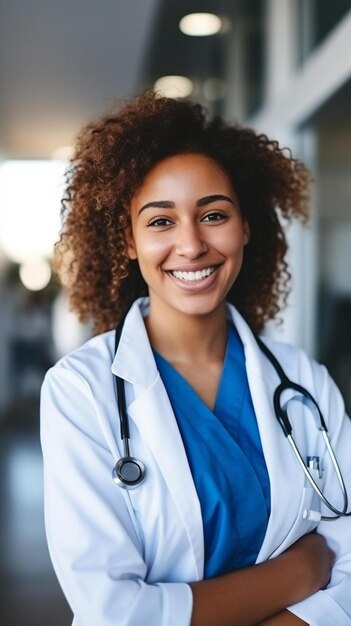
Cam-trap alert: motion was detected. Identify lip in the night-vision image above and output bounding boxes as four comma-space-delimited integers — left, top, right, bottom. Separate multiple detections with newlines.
163, 262, 221, 273
165, 264, 221, 292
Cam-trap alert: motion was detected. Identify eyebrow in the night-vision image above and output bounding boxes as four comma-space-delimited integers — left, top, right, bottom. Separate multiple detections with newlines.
138, 194, 234, 214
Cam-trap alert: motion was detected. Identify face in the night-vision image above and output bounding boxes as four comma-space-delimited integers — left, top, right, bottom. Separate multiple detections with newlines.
125, 153, 250, 320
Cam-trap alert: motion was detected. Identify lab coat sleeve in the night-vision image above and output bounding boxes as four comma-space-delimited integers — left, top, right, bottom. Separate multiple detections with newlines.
287, 363, 351, 626
40, 365, 193, 626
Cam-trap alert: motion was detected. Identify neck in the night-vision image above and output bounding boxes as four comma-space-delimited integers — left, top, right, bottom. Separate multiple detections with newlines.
145, 300, 228, 365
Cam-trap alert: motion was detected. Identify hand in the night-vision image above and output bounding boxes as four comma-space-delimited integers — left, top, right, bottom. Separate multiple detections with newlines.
285, 533, 335, 595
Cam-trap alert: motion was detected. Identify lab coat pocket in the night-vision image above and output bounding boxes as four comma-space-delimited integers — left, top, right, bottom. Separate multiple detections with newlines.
271, 471, 324, 558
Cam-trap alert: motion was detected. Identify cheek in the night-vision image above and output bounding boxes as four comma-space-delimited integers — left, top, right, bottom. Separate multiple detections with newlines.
212, 226, 247, 257
133, 231, 172, 267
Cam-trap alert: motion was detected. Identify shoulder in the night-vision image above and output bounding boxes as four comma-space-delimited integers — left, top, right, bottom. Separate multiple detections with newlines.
229, 302, 344, 415
259, 335, 347, 427
260, 334, 316, 371
228, 302, 327, 389
44, 296, 149, 385
228, 303, 326, 385
260, 334, 328, 388
40, 330, 120, 453
41, 330, 117, 432
43, 329, 115, 387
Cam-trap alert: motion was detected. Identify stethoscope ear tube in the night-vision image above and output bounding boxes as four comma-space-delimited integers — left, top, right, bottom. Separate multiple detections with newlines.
258, 334, 351, 520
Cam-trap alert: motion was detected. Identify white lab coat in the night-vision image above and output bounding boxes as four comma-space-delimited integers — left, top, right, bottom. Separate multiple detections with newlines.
40, 297, 351, 626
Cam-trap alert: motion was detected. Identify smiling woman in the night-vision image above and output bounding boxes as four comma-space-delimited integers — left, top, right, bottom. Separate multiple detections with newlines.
53, 90, 309, 334
41, 90, 351, 626
125, 153, 249, 324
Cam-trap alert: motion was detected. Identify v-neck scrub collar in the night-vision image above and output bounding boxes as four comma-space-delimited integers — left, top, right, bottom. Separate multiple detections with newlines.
154, 324, 271, 578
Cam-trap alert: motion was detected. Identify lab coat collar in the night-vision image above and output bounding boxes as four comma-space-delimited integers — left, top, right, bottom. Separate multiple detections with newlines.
226, 306, 279, 388
111, 297, 278, 389
111, 298, 159, 389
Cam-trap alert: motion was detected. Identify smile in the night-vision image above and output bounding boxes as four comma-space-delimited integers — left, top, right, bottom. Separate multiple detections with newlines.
169, 266, 216, 282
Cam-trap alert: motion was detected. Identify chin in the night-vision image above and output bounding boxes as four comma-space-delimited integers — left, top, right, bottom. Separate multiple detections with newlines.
170, 295, 226, 318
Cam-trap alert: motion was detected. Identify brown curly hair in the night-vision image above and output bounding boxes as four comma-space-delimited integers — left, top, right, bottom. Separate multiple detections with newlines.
55, 90, 311, 334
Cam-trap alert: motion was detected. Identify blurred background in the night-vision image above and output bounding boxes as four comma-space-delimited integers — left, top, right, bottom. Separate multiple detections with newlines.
0, 0, 350, 624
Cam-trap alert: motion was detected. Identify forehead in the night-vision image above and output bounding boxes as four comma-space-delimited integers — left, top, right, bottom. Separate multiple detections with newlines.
133, 152, 233, 198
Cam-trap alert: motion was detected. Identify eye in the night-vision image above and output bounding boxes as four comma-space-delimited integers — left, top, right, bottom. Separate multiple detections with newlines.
201, 211, 227, 222
147, 217, 174, 228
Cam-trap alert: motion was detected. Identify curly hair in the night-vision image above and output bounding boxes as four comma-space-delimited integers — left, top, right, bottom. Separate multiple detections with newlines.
55, 90, 311, 334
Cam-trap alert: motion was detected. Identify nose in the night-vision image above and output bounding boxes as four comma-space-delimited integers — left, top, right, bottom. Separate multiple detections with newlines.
175, 221, 208, 259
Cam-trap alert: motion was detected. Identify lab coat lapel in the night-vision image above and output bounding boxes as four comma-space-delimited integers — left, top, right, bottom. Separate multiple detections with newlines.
111, 298, 158, 390
229, 307, 305, 561
111, 298, 204, 578
128, 380, 204, 578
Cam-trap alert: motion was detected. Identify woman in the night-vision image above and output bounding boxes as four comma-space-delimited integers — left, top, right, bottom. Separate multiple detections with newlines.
41, 91, 351, 626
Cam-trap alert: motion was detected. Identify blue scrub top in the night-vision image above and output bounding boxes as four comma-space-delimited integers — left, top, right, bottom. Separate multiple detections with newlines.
153, 324, 271, 579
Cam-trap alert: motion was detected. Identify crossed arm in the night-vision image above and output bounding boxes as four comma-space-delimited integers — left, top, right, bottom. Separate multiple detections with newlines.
190, 533, 334, 626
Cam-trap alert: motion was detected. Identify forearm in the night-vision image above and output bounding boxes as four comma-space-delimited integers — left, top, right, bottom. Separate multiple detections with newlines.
190, 553, 312, 626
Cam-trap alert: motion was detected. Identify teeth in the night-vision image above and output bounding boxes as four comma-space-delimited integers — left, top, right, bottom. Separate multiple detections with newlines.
171, 267, 215, 282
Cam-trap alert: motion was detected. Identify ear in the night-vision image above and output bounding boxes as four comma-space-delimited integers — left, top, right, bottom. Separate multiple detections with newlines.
243, 221, 250, 246
124, 226, 138, 260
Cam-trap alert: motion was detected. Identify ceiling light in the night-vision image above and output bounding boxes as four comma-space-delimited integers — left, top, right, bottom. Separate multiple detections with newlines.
51, 145, 73, 161
179, 13, 222, 37
154, 75, 193, 98
19, 257, 52, 291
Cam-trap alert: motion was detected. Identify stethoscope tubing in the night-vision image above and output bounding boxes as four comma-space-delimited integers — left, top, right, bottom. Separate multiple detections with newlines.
112, 319, 146, 488
287, 433, 348, 520
112, 319, 350, 520
255, 335, 350, 520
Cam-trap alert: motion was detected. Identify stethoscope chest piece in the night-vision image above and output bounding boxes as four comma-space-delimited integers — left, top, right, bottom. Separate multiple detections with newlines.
112, 457, 146, 489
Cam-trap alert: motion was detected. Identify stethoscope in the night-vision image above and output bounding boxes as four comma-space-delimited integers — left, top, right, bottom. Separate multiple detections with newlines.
112, 319, 351, 521
112, 320, 146, 490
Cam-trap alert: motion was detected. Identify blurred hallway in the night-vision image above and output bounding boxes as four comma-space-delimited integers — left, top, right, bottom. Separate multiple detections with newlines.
0, 424, 72, 625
